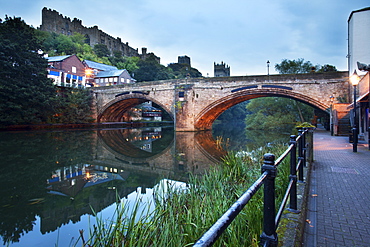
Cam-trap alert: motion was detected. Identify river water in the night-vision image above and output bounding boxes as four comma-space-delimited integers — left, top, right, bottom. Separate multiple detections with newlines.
0, 123, 291, 246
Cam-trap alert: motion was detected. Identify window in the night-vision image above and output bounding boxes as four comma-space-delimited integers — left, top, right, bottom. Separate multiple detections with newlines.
72, 66, 77, 73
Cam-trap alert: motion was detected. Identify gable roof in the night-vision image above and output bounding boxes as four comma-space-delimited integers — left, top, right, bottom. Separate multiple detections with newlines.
84, 60, 118, 71
95, 69, 129, 78
46, 55, 73, 62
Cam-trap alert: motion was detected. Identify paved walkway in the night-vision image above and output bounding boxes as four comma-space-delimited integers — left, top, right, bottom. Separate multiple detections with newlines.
303, 127, 370, 247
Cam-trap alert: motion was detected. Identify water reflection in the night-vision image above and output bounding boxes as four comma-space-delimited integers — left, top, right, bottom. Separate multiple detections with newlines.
0, 124, 292, 246
212, 122, 293, 151
0, 127, 224, 246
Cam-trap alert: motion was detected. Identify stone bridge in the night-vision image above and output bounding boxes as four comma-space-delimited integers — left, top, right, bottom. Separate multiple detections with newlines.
92, 71, 349, 131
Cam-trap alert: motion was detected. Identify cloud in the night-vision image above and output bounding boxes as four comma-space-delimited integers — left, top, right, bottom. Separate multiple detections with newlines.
1, 0, 369, 75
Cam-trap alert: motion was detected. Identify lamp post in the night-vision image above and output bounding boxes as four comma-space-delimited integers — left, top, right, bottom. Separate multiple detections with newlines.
267, 60, 270, 76
350, 71, 360, 152
330, 95, 334, 136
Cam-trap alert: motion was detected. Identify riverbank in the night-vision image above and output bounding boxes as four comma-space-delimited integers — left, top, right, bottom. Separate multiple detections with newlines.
0, 121, 174, 131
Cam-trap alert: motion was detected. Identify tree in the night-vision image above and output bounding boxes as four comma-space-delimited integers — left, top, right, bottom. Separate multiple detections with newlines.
244, 97, 314, 130
0, 16, 57, 125
318, 64, 337, 72
275, 58, 316, 74
121, 56, 140, 74
133, 55, 175, 82
52, 88, 94, 124
93, 44, 110, 57
217, 101, 249, 123
167, 63, 202, 79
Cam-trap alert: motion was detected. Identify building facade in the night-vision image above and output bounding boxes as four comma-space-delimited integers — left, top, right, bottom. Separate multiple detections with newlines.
348, 7, 370, 75
46, 55, 86, 88
347, 7, 370, 144
93, 69, 135, 86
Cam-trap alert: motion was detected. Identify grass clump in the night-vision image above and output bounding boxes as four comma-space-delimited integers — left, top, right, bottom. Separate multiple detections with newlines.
82, 143, 289, 246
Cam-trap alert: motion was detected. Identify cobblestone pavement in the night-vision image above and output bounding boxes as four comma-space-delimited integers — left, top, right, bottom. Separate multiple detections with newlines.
303, 127, 370, 247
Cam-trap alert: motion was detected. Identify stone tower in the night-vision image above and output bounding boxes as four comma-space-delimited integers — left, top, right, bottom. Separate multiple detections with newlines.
178, 55, 191, 66
214, 62, 230, 77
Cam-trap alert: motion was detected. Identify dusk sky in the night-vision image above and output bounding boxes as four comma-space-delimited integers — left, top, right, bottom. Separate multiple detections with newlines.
1, 0, 369, 76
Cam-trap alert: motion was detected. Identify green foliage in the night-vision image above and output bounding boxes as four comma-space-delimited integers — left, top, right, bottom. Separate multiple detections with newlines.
133, 55, 175, 82
317, 64, 337, 72
51, 88, 94, 124
275, 58, 337, 74
167, 63, 202, 79
0, 16, 57, 125
83, 144, 290, 246
217, 101, 249, 123
93, 43, 110, 57
245, 97, 314, 130
275, 58, 316, 74
295, 122, 315, 128
120, 56, 140, 74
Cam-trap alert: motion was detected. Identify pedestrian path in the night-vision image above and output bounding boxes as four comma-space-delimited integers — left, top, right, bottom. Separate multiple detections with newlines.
303, 127, 370, 247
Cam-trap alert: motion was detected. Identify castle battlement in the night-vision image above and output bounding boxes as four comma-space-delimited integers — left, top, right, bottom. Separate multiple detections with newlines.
39, 7, 159, 62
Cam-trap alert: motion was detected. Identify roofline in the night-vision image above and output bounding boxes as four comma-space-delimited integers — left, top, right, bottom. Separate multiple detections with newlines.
46, 55, 73, 62
348, 7, 370, 22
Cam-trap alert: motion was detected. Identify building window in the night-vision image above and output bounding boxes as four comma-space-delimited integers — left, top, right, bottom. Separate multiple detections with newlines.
72, 66, 76, 73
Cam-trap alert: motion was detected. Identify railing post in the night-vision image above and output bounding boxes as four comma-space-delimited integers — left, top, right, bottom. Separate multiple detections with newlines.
297, 128, 304, 182
260, 153, 278, 247
307, 128, 314, 165
302, 128, 307, 167
288, 135, 300, 212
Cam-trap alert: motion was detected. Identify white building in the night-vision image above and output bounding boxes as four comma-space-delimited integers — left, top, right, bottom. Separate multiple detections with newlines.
348, 7, 370, 75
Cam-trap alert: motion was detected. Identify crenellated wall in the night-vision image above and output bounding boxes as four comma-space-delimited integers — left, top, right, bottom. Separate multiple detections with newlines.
39, 7, 160, 62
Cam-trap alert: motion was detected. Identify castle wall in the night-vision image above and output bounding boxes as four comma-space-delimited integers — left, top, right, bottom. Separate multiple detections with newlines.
39, 8, 159, 62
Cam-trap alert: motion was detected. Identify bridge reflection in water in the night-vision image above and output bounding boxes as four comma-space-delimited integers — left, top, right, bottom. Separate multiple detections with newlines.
94, 127, 227, 179
0, 127, 228, 246
42, 127, 226, 239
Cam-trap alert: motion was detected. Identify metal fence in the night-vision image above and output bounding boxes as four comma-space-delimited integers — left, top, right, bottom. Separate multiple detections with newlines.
193, 128, 313, 247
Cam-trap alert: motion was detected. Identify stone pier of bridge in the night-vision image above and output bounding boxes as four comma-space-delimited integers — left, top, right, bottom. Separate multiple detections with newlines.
92, 71, 349, 131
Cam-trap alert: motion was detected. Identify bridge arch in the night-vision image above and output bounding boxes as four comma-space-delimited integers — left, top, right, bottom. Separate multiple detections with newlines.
195, 88, 329, 130
98, 93, 173, 122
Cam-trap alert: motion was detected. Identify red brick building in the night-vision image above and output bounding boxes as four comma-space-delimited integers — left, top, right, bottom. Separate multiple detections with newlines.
46, 55, 87, 88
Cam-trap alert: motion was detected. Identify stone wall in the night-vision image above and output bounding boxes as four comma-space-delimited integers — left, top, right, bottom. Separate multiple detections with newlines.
39, 8, 160, 62
92, 71, 350, 131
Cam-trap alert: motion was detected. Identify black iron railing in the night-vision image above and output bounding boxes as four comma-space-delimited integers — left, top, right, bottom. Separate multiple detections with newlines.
193, 128, 313, 247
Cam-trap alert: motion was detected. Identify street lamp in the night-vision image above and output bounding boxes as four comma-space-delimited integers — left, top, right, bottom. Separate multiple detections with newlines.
330, 95, 334, 136
350, 71, 360, 152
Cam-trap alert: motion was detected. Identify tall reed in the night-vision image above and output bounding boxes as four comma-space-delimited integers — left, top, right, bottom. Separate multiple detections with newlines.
82, 143, 289, 246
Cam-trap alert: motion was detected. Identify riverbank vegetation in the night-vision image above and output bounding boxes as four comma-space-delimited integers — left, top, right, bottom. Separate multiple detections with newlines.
79, 144, 289, 246
0, 17, 94, 127
244, 97, 315, 130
